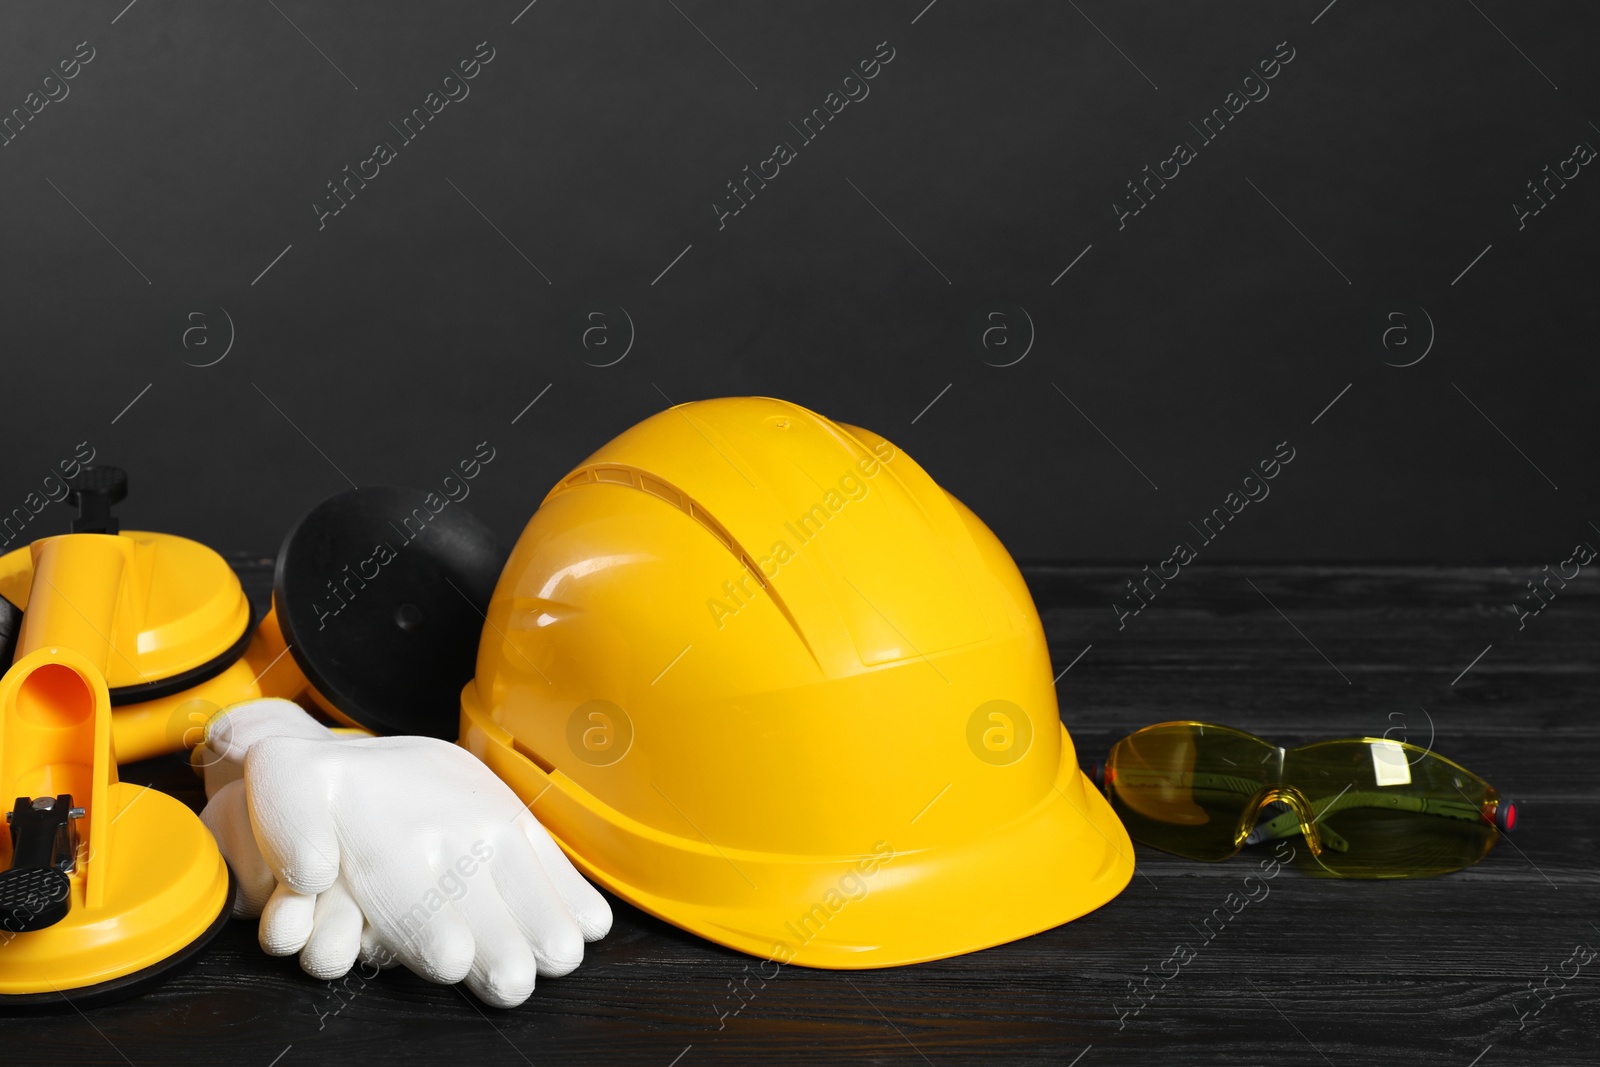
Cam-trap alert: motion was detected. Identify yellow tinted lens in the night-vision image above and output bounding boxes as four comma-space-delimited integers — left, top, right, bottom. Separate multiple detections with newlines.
1107, 723, 1277, 861
1285, 740, 1499, 877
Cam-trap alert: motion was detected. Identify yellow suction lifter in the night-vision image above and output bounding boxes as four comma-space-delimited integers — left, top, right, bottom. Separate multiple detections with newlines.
0, 469, 498, 1004
0, 468, 233, 1005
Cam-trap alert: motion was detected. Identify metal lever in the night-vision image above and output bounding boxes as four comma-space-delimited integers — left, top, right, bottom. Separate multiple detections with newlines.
0, 794, 82, 933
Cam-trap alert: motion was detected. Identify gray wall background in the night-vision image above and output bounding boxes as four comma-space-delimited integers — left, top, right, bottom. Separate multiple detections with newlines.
1, 1, 1594, 562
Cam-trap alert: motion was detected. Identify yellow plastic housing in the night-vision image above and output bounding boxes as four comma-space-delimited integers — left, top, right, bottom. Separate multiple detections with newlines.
0, 532, 230, 996
1, 531, 251, 690
0, 531, 286, 764
460, 396, 1134, 968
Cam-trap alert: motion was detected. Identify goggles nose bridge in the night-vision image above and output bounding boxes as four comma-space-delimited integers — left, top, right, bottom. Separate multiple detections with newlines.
1242, 786, 1330, 857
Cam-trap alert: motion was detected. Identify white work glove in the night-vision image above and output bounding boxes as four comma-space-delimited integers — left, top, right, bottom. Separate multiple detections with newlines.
198, 698, 611, 1008
196, 701, 336, 916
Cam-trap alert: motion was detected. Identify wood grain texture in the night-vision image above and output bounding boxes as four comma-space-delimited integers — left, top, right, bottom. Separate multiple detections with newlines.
5, 562, 1595, 1066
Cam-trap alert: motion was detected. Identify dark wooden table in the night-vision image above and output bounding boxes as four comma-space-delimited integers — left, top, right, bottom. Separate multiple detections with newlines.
7, 563, 1597, 1066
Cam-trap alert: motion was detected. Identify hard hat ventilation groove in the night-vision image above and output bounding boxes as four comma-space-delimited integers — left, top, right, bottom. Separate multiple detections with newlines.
553, 463, 768, 589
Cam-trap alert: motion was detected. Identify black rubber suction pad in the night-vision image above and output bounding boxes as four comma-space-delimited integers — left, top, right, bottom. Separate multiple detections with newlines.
274, 487, 507, 739
0, 595, 19, 670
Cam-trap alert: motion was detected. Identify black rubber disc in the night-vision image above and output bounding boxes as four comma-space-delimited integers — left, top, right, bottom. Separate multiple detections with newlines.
274, 487, 506, 739
0, 594, 19, 672
0, 863, 236, 1011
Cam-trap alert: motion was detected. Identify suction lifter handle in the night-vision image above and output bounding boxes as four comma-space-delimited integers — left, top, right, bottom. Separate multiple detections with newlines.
0, 794, 81, 933
67, 466, 128, 535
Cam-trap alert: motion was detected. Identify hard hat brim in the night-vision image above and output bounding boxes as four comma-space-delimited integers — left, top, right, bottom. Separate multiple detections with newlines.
463, 703, 1135, 969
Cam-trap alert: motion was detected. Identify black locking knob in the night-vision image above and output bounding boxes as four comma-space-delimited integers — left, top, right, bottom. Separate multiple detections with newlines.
67, 466, 128, 534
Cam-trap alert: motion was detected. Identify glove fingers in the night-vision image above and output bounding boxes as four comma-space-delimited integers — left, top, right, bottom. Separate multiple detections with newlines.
453, 881, 539, 1008
260, 882, 318, 956
199, 779, 277, 918
359, 923, 403, 971
514, 812, 613, 941
488, 834, 587, 976
245, 736, 342, 894
354, 867, 477, 986
300, 877, 365, 980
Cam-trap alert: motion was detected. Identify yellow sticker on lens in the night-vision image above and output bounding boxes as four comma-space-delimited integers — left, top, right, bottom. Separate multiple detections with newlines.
1370, 740, 1412, 787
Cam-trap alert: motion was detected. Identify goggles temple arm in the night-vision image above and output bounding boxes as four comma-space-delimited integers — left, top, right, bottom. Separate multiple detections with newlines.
1246, 792, 1489, 851
1113, 769, 1491, 852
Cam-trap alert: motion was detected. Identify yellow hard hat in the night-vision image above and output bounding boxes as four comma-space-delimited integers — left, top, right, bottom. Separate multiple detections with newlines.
459, 396, 1133, 968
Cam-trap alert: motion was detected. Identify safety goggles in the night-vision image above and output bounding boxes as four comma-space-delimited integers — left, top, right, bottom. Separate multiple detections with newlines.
1089, 722, 1516, 878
